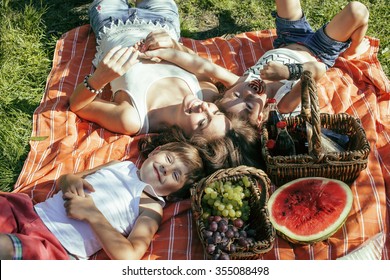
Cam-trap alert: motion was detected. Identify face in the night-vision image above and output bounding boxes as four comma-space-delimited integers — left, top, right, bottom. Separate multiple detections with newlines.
217, 79, 267, 126
179, 95, 230, 140
139, 149, 190, 197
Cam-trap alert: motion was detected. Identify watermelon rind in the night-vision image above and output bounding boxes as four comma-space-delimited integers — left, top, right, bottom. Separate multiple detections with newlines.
268, 177, 353, 244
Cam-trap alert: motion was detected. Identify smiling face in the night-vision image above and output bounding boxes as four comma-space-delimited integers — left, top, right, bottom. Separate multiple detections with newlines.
179, 95, 231, 140
139, 149, 191, 197
216, 79, 267, 126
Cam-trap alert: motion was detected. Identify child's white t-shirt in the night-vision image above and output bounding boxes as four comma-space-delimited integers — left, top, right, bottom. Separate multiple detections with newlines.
34, 161, 164, 259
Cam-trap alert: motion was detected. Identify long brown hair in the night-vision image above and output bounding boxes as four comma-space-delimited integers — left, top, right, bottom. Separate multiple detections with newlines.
139, 114, 261, 175
190, 114, 262, 170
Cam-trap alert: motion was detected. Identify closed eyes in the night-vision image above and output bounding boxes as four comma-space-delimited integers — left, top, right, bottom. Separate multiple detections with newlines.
165, 153, 181, 182
199, 110, 222, 129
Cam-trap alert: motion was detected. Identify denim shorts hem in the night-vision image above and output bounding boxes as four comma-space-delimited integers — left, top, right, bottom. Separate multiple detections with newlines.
89, 0, 180, 39
272, 10, 351, 68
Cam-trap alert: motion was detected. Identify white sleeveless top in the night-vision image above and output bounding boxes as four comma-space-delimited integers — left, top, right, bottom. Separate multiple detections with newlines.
34, 161, 165, 259
93, 20, 203, 134
245, 48, 308, 117
245, 48, 309, 76
110, 61, 203, 134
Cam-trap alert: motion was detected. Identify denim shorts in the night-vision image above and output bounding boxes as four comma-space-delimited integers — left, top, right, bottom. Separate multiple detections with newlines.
272, 11, 351, 68
89, 0, 181, 40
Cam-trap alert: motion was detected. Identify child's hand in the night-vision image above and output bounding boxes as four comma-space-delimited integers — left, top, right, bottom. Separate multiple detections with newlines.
59, 174, 95, 197
260, 61, 290, 81
63, 192, 99, 222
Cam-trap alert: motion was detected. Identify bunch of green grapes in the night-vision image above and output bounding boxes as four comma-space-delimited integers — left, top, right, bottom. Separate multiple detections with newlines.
201, 176, 252, 222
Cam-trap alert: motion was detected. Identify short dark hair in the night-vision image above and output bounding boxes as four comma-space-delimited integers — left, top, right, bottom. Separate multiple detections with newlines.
139, 139, 205, 201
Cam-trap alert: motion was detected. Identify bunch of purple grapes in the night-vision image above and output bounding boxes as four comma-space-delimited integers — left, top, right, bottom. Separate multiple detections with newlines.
203, 215, 257, 260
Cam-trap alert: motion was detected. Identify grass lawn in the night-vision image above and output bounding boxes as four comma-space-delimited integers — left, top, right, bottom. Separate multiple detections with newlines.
0, 0, 389, 192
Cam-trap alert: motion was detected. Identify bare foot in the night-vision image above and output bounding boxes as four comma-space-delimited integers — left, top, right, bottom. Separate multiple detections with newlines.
341, 37, 370, 60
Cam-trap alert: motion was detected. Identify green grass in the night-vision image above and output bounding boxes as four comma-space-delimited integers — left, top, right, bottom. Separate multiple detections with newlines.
0, 0, 389, 192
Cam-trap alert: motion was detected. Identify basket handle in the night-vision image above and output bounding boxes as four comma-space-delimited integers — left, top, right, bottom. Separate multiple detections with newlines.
300, 71, 323, 159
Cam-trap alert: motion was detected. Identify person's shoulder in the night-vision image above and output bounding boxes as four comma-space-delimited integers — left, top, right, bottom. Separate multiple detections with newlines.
140, 191, 164, 204
229, 74, 250, 88
139, 191, 164, 213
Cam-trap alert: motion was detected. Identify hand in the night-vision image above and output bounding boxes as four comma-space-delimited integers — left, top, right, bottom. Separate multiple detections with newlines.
59, 174, 95, 197
137, 48, 164, 62
92, 46, 140, 86
260, 61, 289, 81
142, 30, 175, 52
63, 192, 99, 222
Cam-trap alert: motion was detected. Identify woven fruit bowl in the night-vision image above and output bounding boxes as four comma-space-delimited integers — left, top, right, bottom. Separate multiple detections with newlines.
191, 165, 276, 260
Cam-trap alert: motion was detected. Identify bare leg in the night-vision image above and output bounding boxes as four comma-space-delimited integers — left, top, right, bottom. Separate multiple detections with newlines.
0, 234, 15, 259
275, 0, 303, 20
324, 1, 370, 59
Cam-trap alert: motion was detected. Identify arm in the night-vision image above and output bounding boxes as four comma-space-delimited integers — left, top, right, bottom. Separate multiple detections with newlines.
69, 46, 140, 113
63, 192, 163, 260
141, 30, 235, 87
143, 48, 240, 87
276, 80, 303, 114
142, 30, 196, 55
262, 61, 326, 114
260, 61, 326, 82
275, 62, 326, 113
58, 160, 120, 197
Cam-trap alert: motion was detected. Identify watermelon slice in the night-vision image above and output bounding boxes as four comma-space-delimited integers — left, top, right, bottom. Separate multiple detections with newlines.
268, 177, 353, 244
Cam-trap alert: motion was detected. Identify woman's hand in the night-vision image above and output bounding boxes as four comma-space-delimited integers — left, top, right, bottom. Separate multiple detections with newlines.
138, 47, 167, 62
141, 30, 196, 55
91, 46, 140, 87
137, 30, 177, 62
142, 30, 176, 52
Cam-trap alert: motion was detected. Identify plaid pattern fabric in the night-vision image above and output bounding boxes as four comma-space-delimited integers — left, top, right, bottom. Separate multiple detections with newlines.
7, 234, 23, 260
12, 25, 390, 260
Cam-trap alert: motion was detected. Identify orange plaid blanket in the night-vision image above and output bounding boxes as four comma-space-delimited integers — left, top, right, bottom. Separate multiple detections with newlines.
13, 24, 390, 260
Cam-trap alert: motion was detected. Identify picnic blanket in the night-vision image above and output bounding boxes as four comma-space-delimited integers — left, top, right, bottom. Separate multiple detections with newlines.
13, 24, 390, 260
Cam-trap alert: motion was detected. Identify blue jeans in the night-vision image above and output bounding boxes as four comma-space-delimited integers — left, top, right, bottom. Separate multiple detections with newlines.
89, 0, 181, 40
272, 11, 351, 68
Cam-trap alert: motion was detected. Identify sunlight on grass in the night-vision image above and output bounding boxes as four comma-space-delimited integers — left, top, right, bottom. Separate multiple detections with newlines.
0, 3, 51, 191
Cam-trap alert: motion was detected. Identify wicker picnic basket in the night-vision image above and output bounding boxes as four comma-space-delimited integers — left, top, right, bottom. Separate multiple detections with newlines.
191, 165, 276, 260
261, 71, 370, 187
